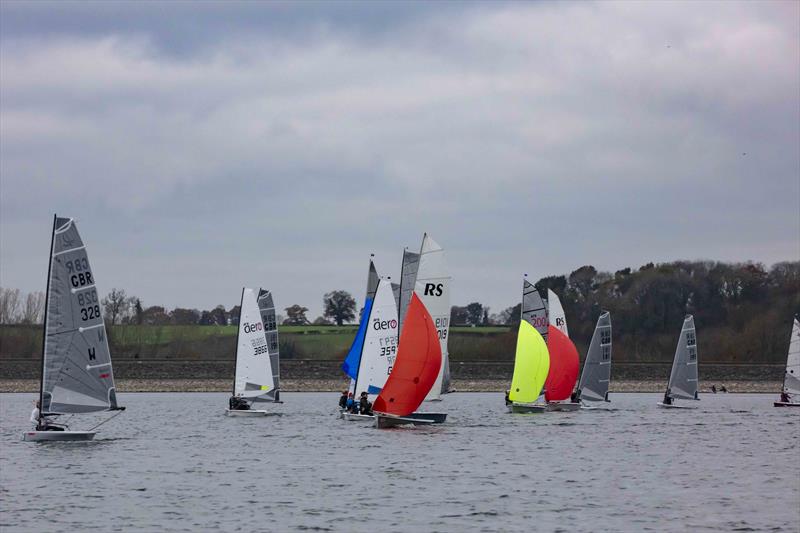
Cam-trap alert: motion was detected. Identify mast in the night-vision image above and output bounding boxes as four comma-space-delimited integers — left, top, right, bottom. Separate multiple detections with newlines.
232, 288, 245, 397
38, 214, 57, 425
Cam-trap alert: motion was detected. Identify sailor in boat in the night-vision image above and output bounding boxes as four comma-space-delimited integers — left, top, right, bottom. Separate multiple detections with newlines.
228, 396, 251, 411
30, 400, 64, 431
358, 392, 373, 415
780, 391, 792, 403
346, 392, 356, 413
338, 391, 349, 410
505, 390, 512, 406
711, 385, 717, 393
662, 389, 673, 406
720, 385, 727, 393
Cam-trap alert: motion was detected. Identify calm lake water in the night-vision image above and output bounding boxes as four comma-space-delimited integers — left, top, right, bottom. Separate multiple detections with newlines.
1, 392, 798, 532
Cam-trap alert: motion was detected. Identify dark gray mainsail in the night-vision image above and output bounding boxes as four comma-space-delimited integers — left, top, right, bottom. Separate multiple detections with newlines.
665, 315, 699, 401
256, 289, 281, 402
397, 249, 420, 339
391, 282, 401, 309
575, 312, 612, 402
783, 317, 800, 399
521, 278, 548, 341
366, 258, 379, 302
41, 216, 120, 414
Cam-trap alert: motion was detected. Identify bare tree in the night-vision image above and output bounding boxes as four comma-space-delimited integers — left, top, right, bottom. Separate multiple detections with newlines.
0, 288, 22, 324
102, 288, 132, 325
20, 291, 45, 324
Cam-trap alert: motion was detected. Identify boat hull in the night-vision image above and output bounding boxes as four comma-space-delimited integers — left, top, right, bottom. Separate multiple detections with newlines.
508, 403, 547, 414
581, 402, 613, 410
347, 412, 447, 424
23, 430, 96, 442
546, 402, 581, 412
657, 402, 697, 409
773, 402, 800, 407
225, 409, 279, 417
342, 413, 375, 422
374, 413, 436, 429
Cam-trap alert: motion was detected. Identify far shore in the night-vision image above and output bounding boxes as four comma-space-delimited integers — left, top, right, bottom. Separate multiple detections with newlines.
0, 379, 782, 394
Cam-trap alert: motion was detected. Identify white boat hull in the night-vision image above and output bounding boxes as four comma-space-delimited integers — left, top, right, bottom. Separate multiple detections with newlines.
225, 409, 280, 417
23, 430, 96, 442
546, 402, 581, 412
508, 403, 547, 414
342, 413, 375, 422
581, 402, 613, 410
657, 402, 697, 409
374, 413, 436, 429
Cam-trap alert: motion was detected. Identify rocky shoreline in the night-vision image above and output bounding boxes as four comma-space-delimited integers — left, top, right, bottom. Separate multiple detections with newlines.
0, 379, 782, 394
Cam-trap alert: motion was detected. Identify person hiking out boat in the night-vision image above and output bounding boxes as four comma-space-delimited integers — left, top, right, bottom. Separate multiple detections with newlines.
229, 396, 251, 411
781, 391, 792, 403
359, 392, 373, 415
30, 400, 64, 431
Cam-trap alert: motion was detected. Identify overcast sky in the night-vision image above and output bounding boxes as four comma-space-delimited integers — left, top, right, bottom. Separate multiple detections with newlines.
1, 0, 798, 319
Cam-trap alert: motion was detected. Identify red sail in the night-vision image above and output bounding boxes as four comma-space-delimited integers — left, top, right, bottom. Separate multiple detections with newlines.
373, 293, 442, 416
545, 325, 579, 401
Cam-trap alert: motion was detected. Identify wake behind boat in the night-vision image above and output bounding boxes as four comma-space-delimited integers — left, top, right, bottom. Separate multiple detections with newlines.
774, 316, 800, 407
23, 215, 125, 442
225, 288, 279, 417
658, 315, 699, 409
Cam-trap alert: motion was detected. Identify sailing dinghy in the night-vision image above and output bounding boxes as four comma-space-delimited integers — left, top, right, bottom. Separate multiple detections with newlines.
774, 316, 800, 407
226, 288, 277, 416
658, 315, 699, 409
373, 293, 443, 428
23, 215, 125, 442
507, 320, 550, 414
341, 277, 399, 422
573, 312, 613, 409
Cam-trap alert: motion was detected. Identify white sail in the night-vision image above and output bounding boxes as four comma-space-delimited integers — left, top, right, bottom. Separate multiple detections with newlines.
414, 234, 450, 401
521, 279, 548, 341
353, 279, 399, 400
783, 317, 800, 397
666, 315, 699, 401
41, 216, 120, 414
547, 289, 568, 337
233, 288, 274, 398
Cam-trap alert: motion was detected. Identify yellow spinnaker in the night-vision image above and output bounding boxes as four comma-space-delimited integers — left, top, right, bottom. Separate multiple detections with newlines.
508, 321, 550, 403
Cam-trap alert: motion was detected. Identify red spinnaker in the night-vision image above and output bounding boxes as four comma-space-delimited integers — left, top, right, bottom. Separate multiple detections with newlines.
545, 325, 579, 401
373, 293, 442, 416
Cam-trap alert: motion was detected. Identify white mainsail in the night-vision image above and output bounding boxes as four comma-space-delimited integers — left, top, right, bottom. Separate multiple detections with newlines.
576, 312, 612, 402
233, 288, 274, 399
352, 279, 399, 400
547, 289, 568, 337
782, 317, 800, 398
41, 216, 120, 415
665, 315, 699, 401
414, 233, 451, 401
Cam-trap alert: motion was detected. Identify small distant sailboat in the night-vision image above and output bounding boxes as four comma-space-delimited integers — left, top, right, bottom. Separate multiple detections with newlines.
373, 293, 443, 428
341, 277, 399, 422
256, 289, 282, 403
226, 288, 277, 416
658, 315, 699, 409
573, 312, 613, 408
507, 320, 550, 414
774, 316, 799, 407
23, 215, 125, 442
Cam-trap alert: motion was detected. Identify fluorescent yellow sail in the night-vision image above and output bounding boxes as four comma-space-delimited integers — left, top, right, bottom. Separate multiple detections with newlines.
508, 321, 550, 404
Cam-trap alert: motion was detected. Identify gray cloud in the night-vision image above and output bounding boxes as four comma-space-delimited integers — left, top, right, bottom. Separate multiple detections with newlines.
1, 1, 798, 318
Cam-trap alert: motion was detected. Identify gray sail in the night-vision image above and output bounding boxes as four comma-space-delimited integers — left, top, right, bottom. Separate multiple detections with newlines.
441, 355, 452, 394
576, 312, 612, 402
256, 289, 280, 402
397, 249, 420, 339
521, 278, 548, 341
366, 259, 379, 302
391, 282, 401, 309
666, 315, 699, 401
41, 216, 119, 414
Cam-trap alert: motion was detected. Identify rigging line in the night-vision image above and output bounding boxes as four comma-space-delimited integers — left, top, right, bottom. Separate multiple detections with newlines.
86, 409, 124, 432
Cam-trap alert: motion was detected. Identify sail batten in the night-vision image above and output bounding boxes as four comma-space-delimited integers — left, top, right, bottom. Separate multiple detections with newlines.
40, 216, 119, 415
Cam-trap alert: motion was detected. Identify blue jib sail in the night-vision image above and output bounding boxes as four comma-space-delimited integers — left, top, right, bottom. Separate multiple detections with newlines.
341, 298, 373, 379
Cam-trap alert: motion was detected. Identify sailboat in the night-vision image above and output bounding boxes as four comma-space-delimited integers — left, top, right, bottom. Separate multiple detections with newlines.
341, 277, 399, 422
774, 316, 799, 407
23, 215, 125, 442
413, 234, 452, 400
573, 312, 613, 408
256, 289, 282, 403
226, 288, 277, 416
507, 320, 550, 414
373, 293, 443, 428
658, 315, 699, 409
